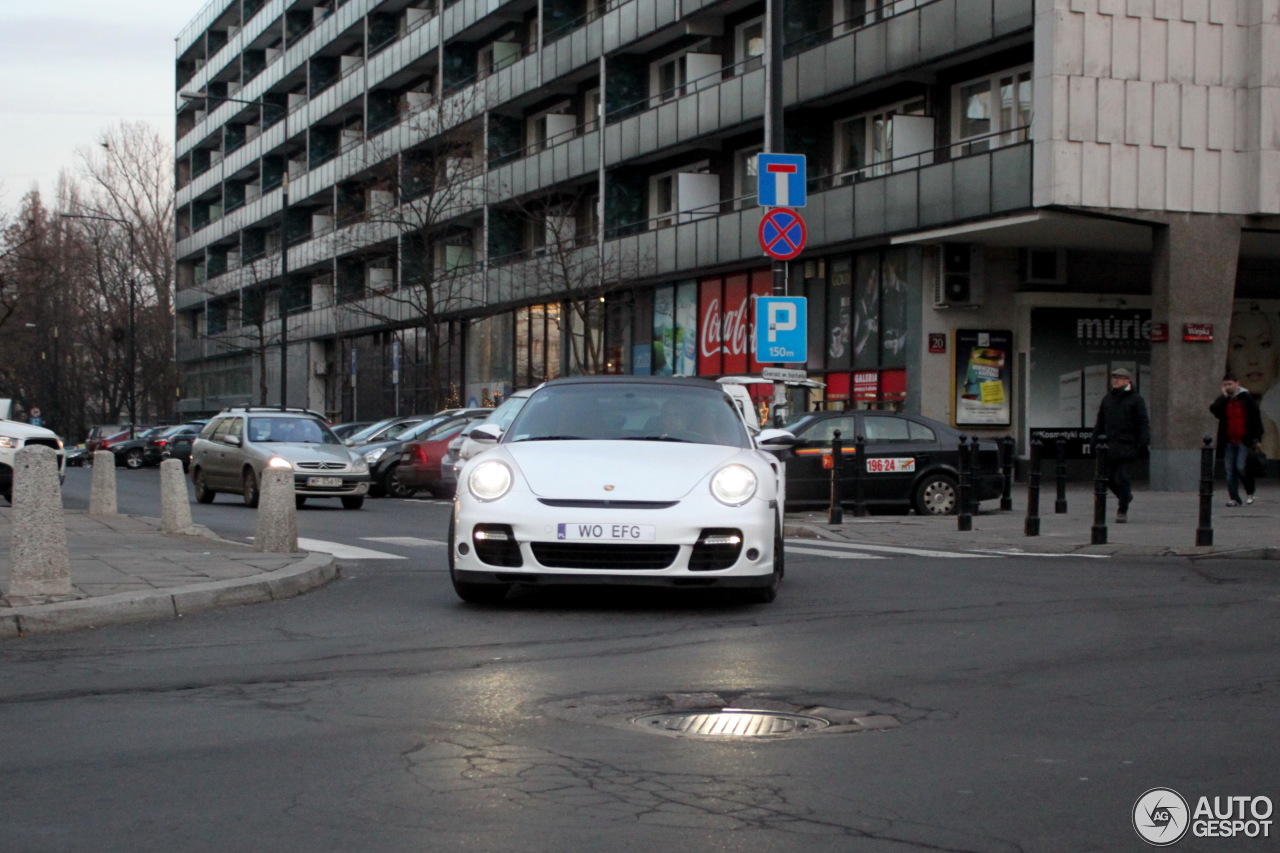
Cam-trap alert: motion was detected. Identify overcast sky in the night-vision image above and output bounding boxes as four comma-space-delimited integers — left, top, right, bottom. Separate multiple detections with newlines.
0, 0, 207, 207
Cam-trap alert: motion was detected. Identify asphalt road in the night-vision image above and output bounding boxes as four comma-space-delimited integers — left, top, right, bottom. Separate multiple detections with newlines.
1, 466, 1276, 851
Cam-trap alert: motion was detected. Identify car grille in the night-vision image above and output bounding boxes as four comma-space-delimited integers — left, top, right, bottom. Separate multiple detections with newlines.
24, 438, 61, 452
537, 499, 679, 510
531, 542, 680, 570
295, 461, 348, 471
688, 528, 744, 571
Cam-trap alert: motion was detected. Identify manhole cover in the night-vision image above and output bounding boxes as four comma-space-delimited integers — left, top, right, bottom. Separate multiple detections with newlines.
634, 709, 829, 737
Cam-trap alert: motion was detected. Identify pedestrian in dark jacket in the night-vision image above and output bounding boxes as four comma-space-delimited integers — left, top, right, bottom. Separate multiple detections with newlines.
1209, 372, 1264, 506
1092, 368, 1150, 523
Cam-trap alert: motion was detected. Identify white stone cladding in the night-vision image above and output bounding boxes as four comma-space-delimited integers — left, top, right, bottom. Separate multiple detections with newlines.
1033, 0, 1280, 214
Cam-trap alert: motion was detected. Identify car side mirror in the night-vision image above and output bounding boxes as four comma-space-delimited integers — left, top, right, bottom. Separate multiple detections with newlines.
469, 424, 502, 443
756, 429, 798, 451
225, 435, 242, 447
344, 439, 354, 447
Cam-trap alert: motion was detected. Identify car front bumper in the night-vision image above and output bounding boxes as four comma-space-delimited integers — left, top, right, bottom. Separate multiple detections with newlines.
290, 475, 370, 496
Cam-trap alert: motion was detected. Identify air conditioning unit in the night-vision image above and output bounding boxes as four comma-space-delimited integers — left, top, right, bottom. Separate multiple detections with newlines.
933, 243, 984, 308
1020, 248, 1067, 285
314, 362, 329, 376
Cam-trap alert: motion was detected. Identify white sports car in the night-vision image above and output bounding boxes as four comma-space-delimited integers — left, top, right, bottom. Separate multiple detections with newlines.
449, 376, 796, 604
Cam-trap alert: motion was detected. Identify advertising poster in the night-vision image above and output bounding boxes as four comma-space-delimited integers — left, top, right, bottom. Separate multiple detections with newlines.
651, 281, 697, 376
954, 329, 1012, 426
1028, 307, 1149, 456
827, 258, 853, 370
879, 248, 911, 368
1227, 301, 1280, 458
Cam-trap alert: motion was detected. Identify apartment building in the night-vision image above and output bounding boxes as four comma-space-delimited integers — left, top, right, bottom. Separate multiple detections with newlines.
175, 0, 1280, 489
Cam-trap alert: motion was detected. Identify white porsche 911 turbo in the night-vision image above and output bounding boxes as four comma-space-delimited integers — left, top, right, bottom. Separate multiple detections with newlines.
448, 376, 797, 604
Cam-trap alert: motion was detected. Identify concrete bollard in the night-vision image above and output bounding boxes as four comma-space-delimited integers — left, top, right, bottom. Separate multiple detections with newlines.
254, 467, 298, 553
89, 450, 118, 516
5, 446, 77, 605
159, 458, 196, 535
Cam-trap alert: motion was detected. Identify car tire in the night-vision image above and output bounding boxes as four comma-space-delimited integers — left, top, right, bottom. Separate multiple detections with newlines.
914, 473, 958, 516
193, 469, 216, 503
341, 496, 365, 510
383, 464, 417, 499
448, 514, 510, 604
124, 449, 145, 469
242, 469, 261, 508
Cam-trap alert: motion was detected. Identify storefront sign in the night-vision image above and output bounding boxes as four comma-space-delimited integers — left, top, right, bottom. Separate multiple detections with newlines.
929, 333, 947, 353
853, 371, 879, 401
1029, 428, 1095, 460
954, 329, 1012, 426
1149, 322, 1168, 342
1183, 323, 1213, 342
698, 271, 772, 375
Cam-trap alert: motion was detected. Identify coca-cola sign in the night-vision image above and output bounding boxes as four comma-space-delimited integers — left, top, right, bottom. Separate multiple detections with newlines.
699, 297, 751, 358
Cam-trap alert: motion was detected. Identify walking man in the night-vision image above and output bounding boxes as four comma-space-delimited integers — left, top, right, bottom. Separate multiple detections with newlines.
1209, 372, 1264, 506
1092, 367, 1150, 523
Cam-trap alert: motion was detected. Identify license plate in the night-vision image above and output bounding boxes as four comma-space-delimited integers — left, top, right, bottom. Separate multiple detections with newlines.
556, 523, 656, 541
306, 476, 343, 487
865, 457, 915, 473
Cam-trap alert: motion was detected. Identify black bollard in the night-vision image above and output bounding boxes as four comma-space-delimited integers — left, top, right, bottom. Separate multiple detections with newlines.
1025, 439, 1043, 536
851, 434, 868, 518
1000, 435, 1015, 511
967, 435, 983, 517
1092, 436, 1109, 545
1054, 438, 1069, 514
1197, 436, 1214, 547
828, 430, 843, 525
957, 435, 973, 531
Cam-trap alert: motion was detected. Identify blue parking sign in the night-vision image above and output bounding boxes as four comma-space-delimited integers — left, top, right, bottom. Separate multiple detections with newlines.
756, 154, 807, 208
754, 296, 807, 363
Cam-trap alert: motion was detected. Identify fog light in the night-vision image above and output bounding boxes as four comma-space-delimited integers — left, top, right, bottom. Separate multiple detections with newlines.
746, 548, 760, 560
458, 543, 470, 555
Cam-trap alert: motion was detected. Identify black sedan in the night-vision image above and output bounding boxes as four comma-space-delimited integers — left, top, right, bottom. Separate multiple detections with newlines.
106, 427, 170, 469
781, 410, 1004, 515
144, 422, 206, 468
158, 421, 209, 472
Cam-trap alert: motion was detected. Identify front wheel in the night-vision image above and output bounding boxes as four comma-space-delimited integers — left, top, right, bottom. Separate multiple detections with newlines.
914, 473, 958, 516
341, 496, 365, 510
242, 469, 261, 508
382, 464, 418, 499
124, 448, 145, 469
193, 469, 216, 503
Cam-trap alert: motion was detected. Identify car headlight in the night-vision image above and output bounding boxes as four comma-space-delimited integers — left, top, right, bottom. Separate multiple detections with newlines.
469, 460, 513, 501
710, 463, 757, 506
0, 435, 18, 449
364, 447, 386, 464
351, 458, 369, 474
267, 456, 293, 470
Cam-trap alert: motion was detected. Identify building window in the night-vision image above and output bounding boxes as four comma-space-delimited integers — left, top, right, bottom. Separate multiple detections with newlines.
648, 162, 718, 228
734, 145, 763, 209
952, 65, 1031, 155
735, 17, 764, 73
834, 98, 929, 180
649, 44, 720, 105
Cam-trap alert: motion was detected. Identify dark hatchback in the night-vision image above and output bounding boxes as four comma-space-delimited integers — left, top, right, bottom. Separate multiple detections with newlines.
145, 422, 207, 468
781, 410, 1004, 515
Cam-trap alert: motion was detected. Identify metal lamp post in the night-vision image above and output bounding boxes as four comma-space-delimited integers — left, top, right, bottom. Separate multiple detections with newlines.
61, 212, 138, 438
180, 90, 292, 409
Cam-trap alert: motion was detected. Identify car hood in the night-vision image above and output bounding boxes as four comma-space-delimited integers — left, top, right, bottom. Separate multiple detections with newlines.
502, 441, 750, 501
268, 443, 358, 464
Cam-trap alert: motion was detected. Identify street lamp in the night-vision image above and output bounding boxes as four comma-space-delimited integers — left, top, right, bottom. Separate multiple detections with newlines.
61, 211, 138, 439
180, 89, 292, 410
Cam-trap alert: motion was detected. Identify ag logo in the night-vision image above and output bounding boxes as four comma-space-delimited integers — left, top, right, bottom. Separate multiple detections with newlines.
1133, 788, 1190, 846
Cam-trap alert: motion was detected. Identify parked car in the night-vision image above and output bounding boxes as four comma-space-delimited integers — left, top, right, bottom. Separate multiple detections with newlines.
330, 421, 374, 441
360, 408, 490, 498
449, 376, 795, 604
145, 422, 206, 468
65, 445, 88, 467
189, 407, 371, 509
343, 415, 430, 447
86, 425, 148, 457
396, 413, 490, 498
106, 427, 170, 469
780, 409, 1004, 515
442, 389, 536, 492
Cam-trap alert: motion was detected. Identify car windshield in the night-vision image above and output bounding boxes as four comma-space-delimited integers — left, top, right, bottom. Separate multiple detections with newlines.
394, 415, 453, 441
506, 384, 750, 447
247, 417, 340, 445
345, 418, 400, 443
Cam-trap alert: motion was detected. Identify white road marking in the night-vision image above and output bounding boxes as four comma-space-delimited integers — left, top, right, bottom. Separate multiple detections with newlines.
785, 545, 885, 560
785, 539, 988, 558
362, 536, 447, 547
964, 549, 1109, 558
296, 538, 406, 560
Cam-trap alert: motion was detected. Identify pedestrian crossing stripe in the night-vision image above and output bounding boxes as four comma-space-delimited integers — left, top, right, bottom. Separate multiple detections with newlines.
784, 538, 987, 558
785, 545, 884, 560
363, 537, 447, 547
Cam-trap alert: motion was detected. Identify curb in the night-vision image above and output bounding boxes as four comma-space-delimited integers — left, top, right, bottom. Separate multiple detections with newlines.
0, 552, 338, 640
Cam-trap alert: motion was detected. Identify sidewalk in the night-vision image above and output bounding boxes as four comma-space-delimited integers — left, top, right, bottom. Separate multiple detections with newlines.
786, 481, 1280, 558
0, 510, 335, 639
